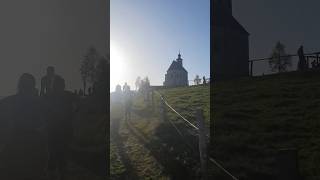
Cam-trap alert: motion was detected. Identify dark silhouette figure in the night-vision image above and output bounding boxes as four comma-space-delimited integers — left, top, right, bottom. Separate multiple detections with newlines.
40, 66, 57, 96
79, 89, 84, 96
297, 46, 307, 71
46, 76, 77, 180
203, 76, 206, 85
0, 73, 47, 179
88, 87, 92, 96
123, 82, 130, 92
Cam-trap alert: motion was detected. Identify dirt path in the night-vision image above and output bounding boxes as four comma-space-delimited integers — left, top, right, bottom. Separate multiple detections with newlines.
110, 102, 169, 180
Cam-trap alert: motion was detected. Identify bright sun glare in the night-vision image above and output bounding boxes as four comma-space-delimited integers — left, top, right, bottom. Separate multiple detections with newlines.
110, 41, 126, 92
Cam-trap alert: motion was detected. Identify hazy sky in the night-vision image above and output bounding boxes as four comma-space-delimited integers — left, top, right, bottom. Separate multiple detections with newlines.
110, 0, 210, 91
0, 0, 108, 96
232, 0, 320, 75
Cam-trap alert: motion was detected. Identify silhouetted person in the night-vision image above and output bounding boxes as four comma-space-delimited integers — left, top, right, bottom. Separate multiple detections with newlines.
46, 76, 77, 180
203, 76, 206, 85
0, 73, 47, 179
88, 87, 92, 96
79, 89, 84, 96
124, 88, 132, 121
297, 46, 307, 71
40, 66, 58, 96
123, 82, 130, 93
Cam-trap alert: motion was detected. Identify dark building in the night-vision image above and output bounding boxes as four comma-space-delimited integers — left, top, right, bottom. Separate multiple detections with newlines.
164, 52, 189, 87
213, 0, 249, 79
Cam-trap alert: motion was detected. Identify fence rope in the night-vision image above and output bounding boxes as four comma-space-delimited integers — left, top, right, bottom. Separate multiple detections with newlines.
154, 90, 238, 180
209, 158, 239, 180
155, 91, 199, 130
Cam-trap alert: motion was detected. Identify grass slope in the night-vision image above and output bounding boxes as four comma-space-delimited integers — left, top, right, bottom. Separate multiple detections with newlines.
211, 71, 320, 179
157, 85, 210, 127
110, 84, 210, 179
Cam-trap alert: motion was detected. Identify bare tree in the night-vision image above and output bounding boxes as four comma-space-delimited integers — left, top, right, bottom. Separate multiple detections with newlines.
269, 41, 292, 73
80, 46, 99, 95
194, 75, 201, 85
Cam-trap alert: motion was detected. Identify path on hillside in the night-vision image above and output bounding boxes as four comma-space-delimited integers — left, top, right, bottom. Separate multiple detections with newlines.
110, 96, 199, 180
110, 102, 168, 180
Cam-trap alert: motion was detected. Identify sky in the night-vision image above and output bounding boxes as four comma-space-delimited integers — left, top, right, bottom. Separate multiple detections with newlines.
232, 0, 320, 75
110, 0, 210, 91
0, 0, 108, 97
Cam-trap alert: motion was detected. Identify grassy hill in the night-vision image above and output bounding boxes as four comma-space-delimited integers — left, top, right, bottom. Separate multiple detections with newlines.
110, 84, 210, 179
210, 70, 320, 179
157, 85, 210, 127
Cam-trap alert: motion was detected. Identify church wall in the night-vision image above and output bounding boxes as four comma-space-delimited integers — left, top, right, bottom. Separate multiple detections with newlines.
213, 26, 249, 80
164, 70, 188, 87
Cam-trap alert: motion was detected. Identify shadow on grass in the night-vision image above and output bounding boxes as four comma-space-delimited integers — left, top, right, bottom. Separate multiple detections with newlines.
110, 117, 139, 180
125, 118, 201, 180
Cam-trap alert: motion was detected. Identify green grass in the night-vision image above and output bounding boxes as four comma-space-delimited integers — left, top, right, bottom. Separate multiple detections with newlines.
110, 85, 210, 179
157, 85, 210, 128
210, 71, 320, 179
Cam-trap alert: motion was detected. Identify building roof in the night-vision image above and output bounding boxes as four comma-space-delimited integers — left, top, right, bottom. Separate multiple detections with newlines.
167, 61, 187, 72
215, 11, 249, 36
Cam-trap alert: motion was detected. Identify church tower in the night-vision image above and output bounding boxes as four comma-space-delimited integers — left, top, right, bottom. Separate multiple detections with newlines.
213, 0, 249, 80
214, 0, 232, 15
177, 51, 183, 66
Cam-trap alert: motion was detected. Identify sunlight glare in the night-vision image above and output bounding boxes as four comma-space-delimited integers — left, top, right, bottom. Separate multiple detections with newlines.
110, 41, 126, 92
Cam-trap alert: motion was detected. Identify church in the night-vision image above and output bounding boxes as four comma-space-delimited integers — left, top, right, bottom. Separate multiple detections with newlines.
213, 0, 250, 80
163, 52, 189, 87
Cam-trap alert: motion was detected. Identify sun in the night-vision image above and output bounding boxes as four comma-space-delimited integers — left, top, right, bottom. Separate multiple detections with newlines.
110, 41, 126, 92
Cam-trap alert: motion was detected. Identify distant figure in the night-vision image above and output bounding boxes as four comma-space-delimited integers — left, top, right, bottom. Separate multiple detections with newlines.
74, 89, 78, 95
203, 76, 206, 85
124, 89, 132, 121
0, 73, 47, 179
88, 87, 92, 96
135, 76, 141, 91
79, 89, 84, 96
123, 82, 130, 93
297, 46, 307, 71
115, 84, 122, 93
40, 66, 57, 96
46, 76, 77, 180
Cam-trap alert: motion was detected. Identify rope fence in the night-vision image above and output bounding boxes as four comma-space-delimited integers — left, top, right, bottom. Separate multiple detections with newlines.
154, 90, 238, 180
249, 51, 320, 76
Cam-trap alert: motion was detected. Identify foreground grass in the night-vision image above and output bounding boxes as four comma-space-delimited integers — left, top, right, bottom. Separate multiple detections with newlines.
110, 85, 211, 179
210, 71, 320, 179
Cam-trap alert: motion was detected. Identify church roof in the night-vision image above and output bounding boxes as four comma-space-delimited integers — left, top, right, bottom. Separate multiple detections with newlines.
167, 61, 187, 72
215, 12, 249, 36
230, 16, 249, 35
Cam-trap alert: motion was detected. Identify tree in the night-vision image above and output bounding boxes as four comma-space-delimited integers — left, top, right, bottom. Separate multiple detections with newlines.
194, 75, 201, 85
269, 41, 292, 73
93, 55, 109, 112
80, 46, 99, 95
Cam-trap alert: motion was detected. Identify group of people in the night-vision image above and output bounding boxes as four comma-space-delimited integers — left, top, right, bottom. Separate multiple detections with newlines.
0, 66, 77, 180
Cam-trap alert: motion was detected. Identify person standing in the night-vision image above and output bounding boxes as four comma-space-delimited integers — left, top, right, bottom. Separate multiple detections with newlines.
40, 66, 57, 96
46, 76, 77, 180
0, 73, 47, 179
297, 46, 307, 71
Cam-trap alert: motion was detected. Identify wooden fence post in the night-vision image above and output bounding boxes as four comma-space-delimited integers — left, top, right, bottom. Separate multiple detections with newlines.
278, 54, 281, 73
250, 61, 253, 76
197, 109, 207, 180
